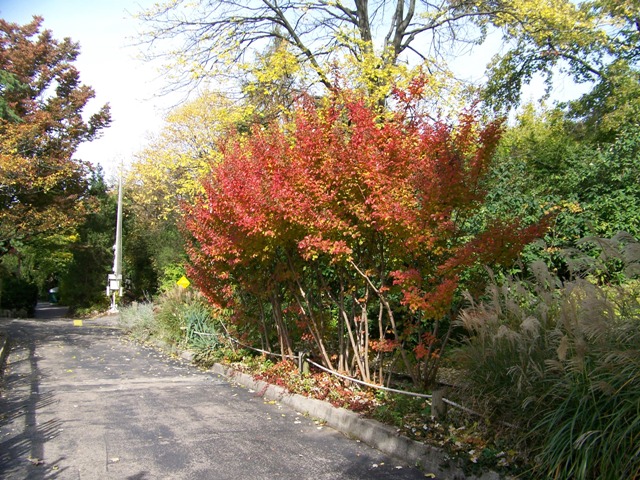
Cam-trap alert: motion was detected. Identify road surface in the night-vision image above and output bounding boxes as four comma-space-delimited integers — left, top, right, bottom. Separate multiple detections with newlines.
0, 306, 428, 479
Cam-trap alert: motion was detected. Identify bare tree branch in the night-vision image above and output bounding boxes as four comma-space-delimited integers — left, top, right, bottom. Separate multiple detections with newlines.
135, 0, 501, 95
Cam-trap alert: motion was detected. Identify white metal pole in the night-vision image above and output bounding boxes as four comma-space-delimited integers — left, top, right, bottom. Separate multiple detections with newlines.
114, 171, 123, 278
109, 170, 124, 313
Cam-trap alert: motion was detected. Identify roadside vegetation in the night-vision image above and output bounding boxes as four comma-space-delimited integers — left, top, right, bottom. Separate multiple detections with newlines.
455, 235, 640, 479
117, 287, 529, 477
3, 3, 639, 478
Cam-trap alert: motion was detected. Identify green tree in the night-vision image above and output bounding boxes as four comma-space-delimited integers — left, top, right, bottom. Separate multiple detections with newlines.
59, 167, 116, 311
482, 0, 639, 113
0, 69, 26, 122
486, 104, 640, 276
0, 17, 111, 258
567, 61, 640, 143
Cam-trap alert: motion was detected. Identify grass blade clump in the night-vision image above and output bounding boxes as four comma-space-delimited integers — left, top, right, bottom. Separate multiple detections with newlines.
184, 301, 221, 351
455, 233, 640, 479
118, 301, 156, 341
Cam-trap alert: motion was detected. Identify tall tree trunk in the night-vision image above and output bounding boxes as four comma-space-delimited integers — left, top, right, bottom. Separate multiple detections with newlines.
340, 291, 368, 381
285, 253, 335, 370
376, 300, 384, 383
358, 286, 371, 382
292, 290, 335, 371
257, 300, 272, 353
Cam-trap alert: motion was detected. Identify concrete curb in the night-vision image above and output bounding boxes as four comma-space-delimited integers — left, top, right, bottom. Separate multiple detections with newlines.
182, 351, 504, 480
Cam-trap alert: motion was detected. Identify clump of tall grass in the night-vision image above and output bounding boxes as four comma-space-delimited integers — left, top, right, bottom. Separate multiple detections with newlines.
118, 301, 157, 341
154, 286, 228, 351
147, 287, 216, 343
183, 300, 221, 351
455, 233, 640, 479
153, 286, 196, 344
118, 287, 223, 350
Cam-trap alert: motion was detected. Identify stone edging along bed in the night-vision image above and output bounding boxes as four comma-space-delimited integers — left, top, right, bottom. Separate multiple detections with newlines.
179, 350, 507, 480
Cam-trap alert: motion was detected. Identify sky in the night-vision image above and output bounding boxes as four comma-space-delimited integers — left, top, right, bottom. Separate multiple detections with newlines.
0, 0, 175, 177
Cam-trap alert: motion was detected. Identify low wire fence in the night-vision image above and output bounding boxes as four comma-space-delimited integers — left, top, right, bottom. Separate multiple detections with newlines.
203, 331, 489, 422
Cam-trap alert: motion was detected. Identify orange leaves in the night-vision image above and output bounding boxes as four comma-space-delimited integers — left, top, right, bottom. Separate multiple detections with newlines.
187, 82, 539, 295
392, 269, 460, 318
414, 332, 440, 361
0, 18, 110, 252
298, 235, 353, 261
370, 338, 399, 352
185, 80, 547, 383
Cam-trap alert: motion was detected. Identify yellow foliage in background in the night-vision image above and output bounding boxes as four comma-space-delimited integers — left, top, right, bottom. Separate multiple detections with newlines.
127, 92, 254, 224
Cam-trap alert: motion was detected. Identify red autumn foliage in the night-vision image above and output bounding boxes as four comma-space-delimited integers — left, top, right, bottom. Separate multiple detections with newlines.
183, 83, 548, 388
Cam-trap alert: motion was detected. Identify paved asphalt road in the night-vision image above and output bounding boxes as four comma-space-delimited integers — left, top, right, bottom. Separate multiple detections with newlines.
0, 305, 428, 480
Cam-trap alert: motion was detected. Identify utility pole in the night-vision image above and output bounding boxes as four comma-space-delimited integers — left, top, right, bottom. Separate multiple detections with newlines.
107, 170, 124, 313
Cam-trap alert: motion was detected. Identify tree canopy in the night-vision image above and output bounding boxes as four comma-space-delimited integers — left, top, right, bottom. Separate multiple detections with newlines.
137, 0, 638, 113
184, 84, 546, 386
483, 0, 640, 110
124, 0, 640, 386
137, 0, 481, 93
127, 91, 252, 224
0, 16, 111, 257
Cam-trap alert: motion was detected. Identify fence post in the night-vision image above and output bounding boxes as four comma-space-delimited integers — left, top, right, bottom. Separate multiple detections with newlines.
298, 351, 310, 376
432, 387, 448, 420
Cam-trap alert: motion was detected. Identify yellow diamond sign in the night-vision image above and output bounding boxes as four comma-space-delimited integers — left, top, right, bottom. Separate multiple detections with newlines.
176, 276, 190, 289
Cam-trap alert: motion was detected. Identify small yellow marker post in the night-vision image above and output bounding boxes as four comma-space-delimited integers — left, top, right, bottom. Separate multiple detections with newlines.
176, 276, 190, 289
73, 320, 83, 327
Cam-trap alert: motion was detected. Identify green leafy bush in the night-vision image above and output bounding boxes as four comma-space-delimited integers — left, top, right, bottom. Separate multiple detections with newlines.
0, 276, 38, 316
158, 263, 187, 293
372, 391, 430, 428
487, 111, 640, 277
455, 234, 640, 479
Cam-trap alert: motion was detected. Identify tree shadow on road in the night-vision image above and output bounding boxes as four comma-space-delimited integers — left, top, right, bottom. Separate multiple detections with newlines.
0, 333, 67, 479
126, 472, 154, 480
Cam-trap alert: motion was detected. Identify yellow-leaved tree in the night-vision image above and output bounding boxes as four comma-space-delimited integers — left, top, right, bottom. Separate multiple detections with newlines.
125, 91, 255, 291
135, 0, 636, 115
128, 92, 253, 224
